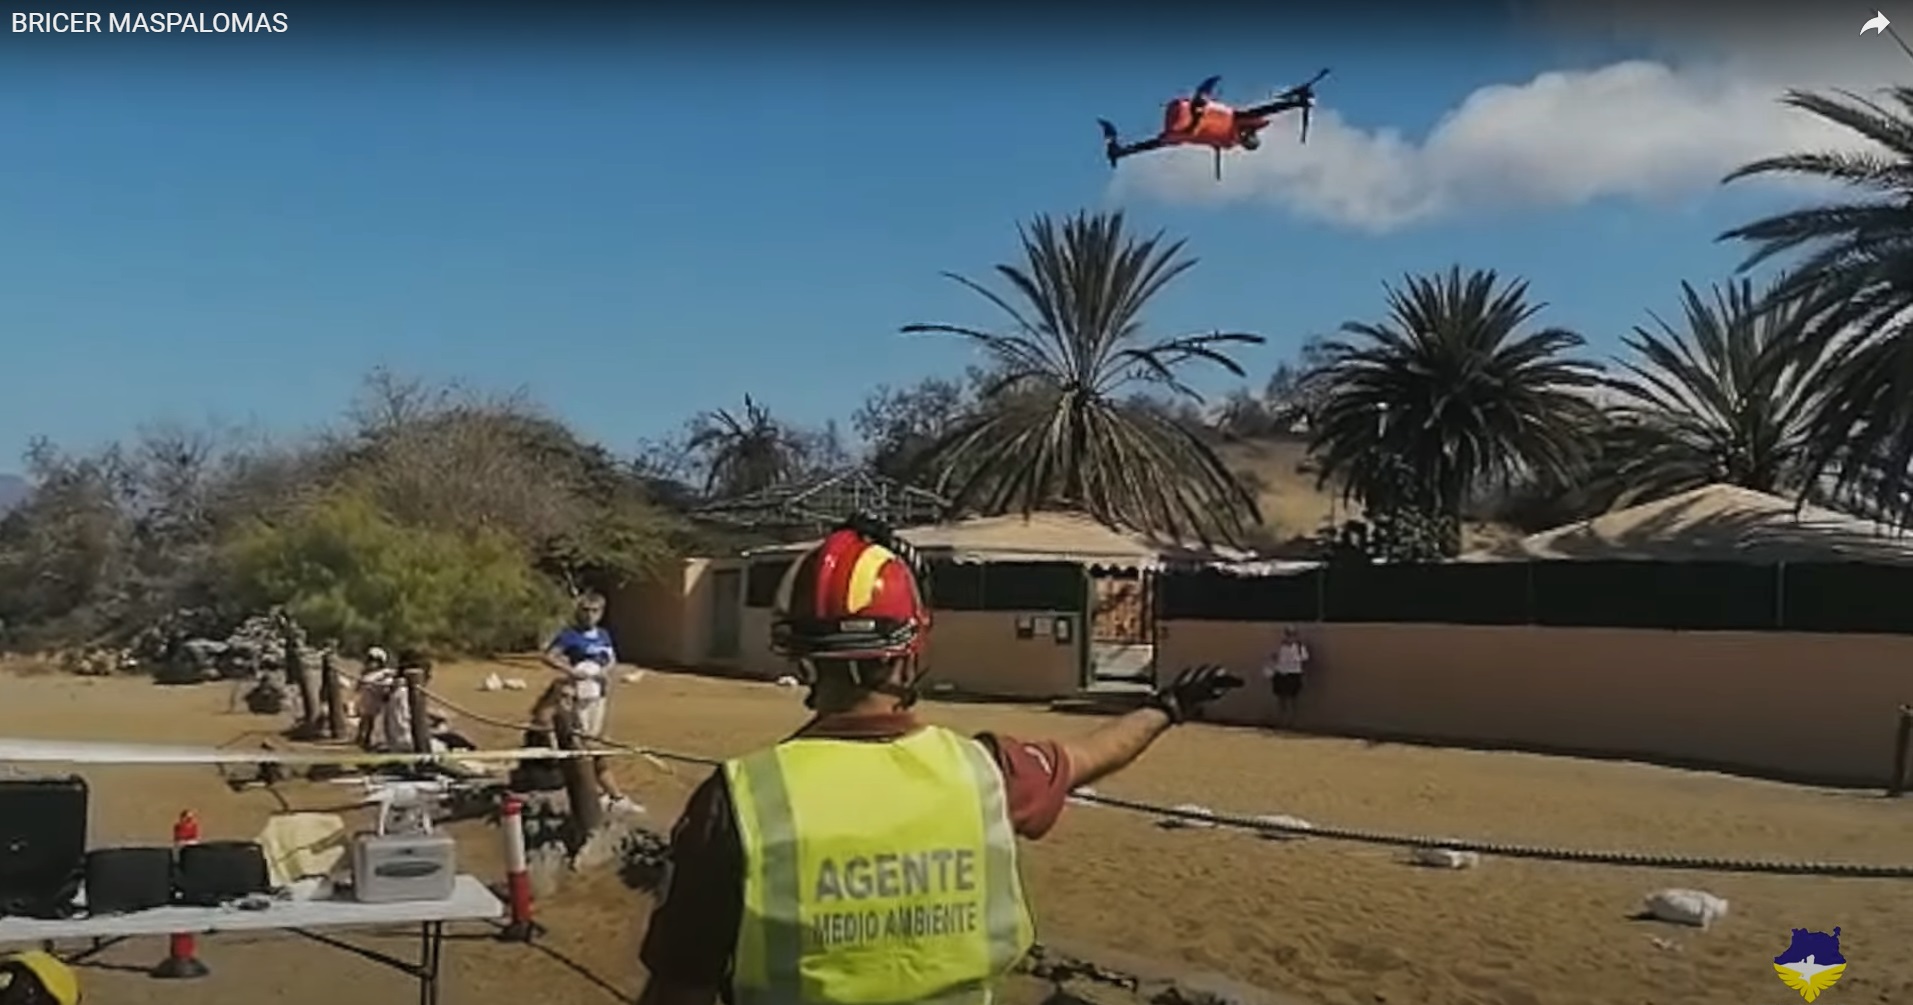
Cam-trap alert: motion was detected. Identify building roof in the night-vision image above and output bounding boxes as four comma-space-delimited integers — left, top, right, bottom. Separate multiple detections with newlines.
743, 510, 1254, 570
1461, 483, 1913, 565
691, 468, 951, 531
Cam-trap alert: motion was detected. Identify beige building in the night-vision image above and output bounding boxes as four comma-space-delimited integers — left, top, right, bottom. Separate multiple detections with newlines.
606, 510, 1248, 699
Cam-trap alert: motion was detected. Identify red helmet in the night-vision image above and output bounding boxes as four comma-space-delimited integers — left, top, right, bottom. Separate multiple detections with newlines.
771, 525, 929, 660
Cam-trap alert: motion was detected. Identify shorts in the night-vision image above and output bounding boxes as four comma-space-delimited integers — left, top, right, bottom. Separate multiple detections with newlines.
574, 697, 607, 737
1270, 674, 1304, 699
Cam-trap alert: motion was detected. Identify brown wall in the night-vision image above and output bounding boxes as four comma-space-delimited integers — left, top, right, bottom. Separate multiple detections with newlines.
605, 557, 736, 667
714, 608, 1082, 698
925, 611, 1082, 699
603, 566, 681, 666
1158, 620, 1913, 786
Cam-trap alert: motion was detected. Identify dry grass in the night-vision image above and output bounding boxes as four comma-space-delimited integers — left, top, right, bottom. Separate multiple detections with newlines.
3, 660, 1910, 1005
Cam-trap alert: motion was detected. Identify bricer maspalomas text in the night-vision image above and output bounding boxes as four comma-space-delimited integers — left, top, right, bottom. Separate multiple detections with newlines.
11, 12, 290, 32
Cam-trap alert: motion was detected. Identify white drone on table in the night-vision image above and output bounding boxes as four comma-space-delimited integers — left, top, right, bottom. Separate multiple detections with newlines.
331, 776, 453, 835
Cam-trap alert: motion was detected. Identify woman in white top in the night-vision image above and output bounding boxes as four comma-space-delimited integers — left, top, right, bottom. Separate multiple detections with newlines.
1264, 626, 1310, 727
353, 646, 396, 749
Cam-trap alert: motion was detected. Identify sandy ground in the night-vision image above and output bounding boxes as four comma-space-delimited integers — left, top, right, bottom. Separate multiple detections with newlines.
2, 659, 1910, 1005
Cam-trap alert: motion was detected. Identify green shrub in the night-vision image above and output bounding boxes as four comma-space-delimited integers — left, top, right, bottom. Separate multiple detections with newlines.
222, 490, 564, 655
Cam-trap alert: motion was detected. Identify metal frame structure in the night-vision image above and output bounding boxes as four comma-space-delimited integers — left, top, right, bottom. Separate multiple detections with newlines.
690, 468, 952, 533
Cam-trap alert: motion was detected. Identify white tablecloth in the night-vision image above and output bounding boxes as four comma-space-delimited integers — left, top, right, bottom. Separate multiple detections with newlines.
0, 875, 502, 942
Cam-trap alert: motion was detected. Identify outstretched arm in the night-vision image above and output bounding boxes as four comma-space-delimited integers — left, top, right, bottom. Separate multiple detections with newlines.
1058, 664, 1241, 789
1058, 707, 1173, 789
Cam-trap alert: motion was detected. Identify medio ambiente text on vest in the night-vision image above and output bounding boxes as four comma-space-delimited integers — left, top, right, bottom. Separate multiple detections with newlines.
807, 848, 983, 950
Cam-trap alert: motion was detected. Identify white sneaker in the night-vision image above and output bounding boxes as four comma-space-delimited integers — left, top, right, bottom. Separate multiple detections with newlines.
603, 795, 645, 816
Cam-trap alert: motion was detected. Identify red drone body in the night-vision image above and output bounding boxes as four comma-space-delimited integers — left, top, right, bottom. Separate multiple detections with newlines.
1100, 69, 1330, 179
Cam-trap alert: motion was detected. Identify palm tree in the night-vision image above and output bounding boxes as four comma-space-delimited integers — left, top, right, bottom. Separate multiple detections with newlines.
1602, 279, 1825, 506
1719, 86, 1913, 519
1308, 267, 1604, 553
901, 211, 1264, 544
687, 396, 809, 499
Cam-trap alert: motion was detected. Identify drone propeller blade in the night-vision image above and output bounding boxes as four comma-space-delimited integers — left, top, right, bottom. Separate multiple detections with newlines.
1214, 146, 1222, 181
1301, 104, 1311, 143
1191, 74, 1221, 118
1280, 67, 1332, 101
1097, 118, 1118, 142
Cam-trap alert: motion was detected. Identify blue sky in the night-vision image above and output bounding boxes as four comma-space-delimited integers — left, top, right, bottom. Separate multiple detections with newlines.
0, 6, 1834, 472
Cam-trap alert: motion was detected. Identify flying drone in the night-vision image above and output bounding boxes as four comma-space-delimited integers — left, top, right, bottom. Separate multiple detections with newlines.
1098, 69, 1330, 180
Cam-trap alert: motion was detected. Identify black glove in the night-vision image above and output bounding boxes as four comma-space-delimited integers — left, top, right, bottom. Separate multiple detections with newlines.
1147, 664, 1243, 724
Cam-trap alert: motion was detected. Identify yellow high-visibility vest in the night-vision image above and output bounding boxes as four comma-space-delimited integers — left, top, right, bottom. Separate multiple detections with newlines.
725, 725, 1037, 1005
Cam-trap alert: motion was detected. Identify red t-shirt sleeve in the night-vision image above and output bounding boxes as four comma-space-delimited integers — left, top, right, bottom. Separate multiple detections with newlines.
638, 771, 743, 989
973, 732, 1073, 840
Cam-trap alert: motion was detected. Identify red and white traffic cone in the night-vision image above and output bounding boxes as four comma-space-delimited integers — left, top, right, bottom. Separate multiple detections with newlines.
151, 810, 210, 979
497, 795, 539, 942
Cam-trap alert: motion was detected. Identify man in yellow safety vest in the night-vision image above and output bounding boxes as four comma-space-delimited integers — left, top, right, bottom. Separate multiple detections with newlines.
636, 516, 1241, 1005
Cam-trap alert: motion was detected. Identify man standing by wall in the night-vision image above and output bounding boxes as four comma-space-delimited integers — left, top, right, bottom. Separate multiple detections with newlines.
1264, 625, 1311, 728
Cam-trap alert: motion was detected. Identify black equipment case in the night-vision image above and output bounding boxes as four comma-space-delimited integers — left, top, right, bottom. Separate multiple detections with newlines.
0, 776, 88, 919
84, 846, 175, 914
175, 840, 270, 905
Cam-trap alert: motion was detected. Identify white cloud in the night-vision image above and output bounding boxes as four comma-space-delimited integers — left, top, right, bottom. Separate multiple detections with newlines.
1110, 23, 1910, 232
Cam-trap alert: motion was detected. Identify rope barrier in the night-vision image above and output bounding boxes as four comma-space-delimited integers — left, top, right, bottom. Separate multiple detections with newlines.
1068, 792, 1913, 878
406, 674, 1913, 879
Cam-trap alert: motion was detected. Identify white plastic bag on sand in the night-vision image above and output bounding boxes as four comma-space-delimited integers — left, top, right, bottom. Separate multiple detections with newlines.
622, 670, 645, 684
1642, 889, 1729, 928
502, 678, 527, 691
775, 675, 799, 687
1409, 846, 1480, 869
480, 673, 503, 692
1253, 814, 1315, 841
1157, 803, 1219, 829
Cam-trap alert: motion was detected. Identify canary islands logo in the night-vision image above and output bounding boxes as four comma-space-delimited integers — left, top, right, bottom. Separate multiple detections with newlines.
1773, 926, 1846, 1002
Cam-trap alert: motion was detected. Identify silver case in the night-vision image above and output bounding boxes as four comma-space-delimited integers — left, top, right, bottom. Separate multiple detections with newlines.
350, 832, 456, 903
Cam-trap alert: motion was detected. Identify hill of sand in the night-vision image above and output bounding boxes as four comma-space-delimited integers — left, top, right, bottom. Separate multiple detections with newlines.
1218, 436, 1523, 552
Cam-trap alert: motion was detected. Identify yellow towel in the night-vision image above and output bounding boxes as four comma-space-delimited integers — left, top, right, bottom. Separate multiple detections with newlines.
255, 813, 349, 888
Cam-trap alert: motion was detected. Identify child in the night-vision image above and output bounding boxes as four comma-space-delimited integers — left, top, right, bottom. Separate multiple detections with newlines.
529, 593, 643, 815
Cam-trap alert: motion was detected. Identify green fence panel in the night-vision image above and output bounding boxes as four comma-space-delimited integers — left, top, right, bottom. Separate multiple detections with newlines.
1322, 562, 1530, 624
1781, 562, 1913, 634
1530, 560, 1779, 630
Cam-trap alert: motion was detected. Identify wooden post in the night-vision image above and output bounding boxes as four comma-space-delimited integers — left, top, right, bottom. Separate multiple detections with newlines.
320, 648, 347, 741
403, 668, 432, 755
1890, 705, 1913, 798
553, 712, 603, 849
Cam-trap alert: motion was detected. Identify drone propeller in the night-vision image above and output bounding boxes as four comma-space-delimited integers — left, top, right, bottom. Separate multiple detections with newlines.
1190, 74, 1222, 117
1285, 68, 1328, 143
1282, 67, 1330, 98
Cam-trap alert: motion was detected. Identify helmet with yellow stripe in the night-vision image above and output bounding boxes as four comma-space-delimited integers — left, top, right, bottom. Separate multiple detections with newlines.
771, 517, 929, 663
0, 951, 80, 1005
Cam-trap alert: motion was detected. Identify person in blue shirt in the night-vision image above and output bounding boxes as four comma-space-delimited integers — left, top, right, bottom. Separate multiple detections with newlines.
530, 591, 642, 815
